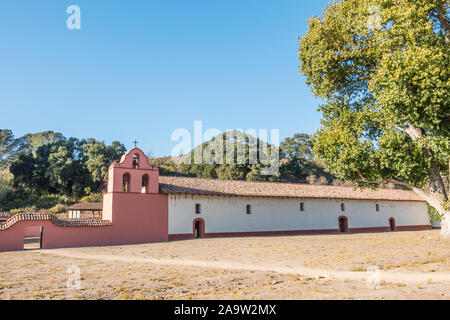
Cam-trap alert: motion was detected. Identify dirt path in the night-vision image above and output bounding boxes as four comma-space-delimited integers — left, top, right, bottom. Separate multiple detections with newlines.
40, 248, 450, 284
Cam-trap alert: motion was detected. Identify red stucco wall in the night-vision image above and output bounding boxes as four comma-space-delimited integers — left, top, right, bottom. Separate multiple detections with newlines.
0, 148, 169, 252
0, 193, 168, 252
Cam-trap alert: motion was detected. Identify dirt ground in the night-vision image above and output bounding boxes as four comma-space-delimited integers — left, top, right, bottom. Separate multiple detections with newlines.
0, 230, 449, 300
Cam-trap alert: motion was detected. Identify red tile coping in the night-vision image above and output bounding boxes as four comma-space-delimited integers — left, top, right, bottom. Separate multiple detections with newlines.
0, 213, 112, 230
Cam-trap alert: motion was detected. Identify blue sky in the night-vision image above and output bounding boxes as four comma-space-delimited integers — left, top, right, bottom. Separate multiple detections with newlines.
0, 0, 331, 156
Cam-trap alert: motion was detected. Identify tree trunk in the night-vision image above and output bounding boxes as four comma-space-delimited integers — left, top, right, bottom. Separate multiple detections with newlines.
436, 0, 449, 43
441, 211, 450, 238
402, 125, 449, 237
409, 185, 450, 238
423, 156, 448, 237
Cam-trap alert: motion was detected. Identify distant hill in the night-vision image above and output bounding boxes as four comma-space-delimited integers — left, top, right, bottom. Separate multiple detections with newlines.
149, 131, 358, 187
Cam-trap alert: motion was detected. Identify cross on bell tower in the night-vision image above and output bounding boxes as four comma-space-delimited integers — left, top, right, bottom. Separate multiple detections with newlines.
133, 140, 138, 148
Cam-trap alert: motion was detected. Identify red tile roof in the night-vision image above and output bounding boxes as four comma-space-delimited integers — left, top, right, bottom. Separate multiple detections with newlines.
67, 202, 103, 211
159, 176, 424, 202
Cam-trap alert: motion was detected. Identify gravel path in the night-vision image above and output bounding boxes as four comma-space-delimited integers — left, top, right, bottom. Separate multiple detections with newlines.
40, 248, 450, 284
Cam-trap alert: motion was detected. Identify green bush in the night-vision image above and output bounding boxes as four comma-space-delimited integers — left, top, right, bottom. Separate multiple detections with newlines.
0, 170, 12, 205
79, 193, 103, 203
0, 190, 37, 212
35, 195, 60, 209
428, 205, 441, 222
10, 206, 37, 214
50, 204, 67, 214
0, 191, 78, 212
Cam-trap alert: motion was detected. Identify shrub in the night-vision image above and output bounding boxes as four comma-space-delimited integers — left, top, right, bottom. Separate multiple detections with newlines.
0, 191, 37, 212
428, 205, 441, 222
50, 204, 67, 214
10, 206, 37, 214
79, 193, 103, 203
35, 195, 76, 209
0, 170, 12, 205
35, 195, 60, 209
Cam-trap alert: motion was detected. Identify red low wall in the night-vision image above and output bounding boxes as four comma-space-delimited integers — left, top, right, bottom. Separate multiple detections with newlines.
24, 226, 42, 237
0, 221, 114, 251
0, 193, 168, 252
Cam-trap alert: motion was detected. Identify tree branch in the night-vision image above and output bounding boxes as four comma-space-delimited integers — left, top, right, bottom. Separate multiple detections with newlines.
436, 0, 450, 43
356, 175, 448, 218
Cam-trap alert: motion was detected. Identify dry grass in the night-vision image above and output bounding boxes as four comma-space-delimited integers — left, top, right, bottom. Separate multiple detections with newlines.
0, 230, 449, 300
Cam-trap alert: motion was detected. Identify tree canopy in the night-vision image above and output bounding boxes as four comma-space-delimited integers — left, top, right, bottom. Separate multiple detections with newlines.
298, 0, 449, 235
1, 128, 336, 211
21, 131, 66, 156
280, 133, 314, 160
177, 131, 281, 181
0, 129, 24, 168
9, 136, 125, 197
0, 130, 125, 210
152, 131, 340, 185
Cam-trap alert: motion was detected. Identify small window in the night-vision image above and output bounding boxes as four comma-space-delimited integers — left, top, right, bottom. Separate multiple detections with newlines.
142, 174, 149, 193
376, 204, 380, 212
195, 203, 201, 214
246, 204, 252, 214
300, 202, 305, 211
122, 173, 130, 192
341, 203, 345, 212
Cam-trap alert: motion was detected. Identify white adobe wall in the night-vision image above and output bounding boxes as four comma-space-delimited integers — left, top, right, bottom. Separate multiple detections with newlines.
168, 194, 429, 235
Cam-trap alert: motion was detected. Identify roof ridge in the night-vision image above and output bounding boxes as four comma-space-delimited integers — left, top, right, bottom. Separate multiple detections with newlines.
158, 176, 423, 201
158, 176, 410, 192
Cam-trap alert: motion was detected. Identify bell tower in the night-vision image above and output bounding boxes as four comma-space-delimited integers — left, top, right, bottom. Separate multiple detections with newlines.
105, 148, 159, 195
102, 148, 168, 244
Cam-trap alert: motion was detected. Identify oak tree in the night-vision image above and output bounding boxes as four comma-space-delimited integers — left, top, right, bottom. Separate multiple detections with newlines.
299, 0, 450, 235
